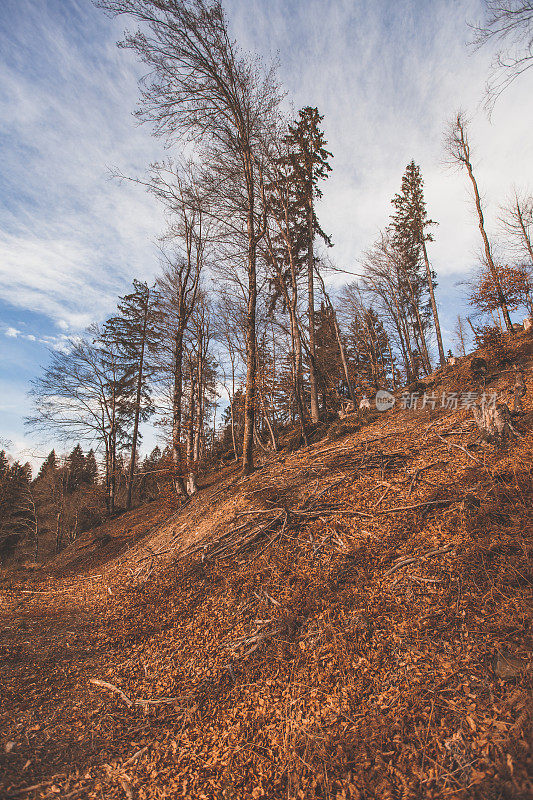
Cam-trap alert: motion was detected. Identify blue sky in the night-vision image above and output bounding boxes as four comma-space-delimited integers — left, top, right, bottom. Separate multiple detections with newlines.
1, 0, 532, 468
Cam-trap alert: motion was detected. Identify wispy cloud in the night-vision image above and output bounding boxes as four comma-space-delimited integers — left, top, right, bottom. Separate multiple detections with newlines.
0, 0, 165, 334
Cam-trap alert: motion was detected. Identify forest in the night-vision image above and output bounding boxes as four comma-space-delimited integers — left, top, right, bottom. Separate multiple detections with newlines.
1, 2, 532, 800
1, 1, 533, 563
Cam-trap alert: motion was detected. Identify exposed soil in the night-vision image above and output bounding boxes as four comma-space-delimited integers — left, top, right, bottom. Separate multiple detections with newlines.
1, 337, 532, 799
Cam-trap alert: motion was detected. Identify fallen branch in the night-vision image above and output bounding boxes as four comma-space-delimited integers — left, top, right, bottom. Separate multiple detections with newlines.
378, 499, 454, 514
386, 557, 417, 575
4, 775, 67, 797
122, 746, 149, 767
89, 679, 182, 709
435, 433, 482, 464
385, 544, 455, 576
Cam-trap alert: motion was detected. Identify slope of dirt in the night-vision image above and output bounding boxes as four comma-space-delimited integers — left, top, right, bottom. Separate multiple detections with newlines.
1, 336, 532, 800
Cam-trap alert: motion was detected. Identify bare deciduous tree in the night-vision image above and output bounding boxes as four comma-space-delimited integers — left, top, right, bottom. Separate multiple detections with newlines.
454, 314, 468, 357
154, 167, 208, 498
97, 0, 281, 475
471, 1, 533, 110
444, 111, 514, 334
499, 189, 533, 265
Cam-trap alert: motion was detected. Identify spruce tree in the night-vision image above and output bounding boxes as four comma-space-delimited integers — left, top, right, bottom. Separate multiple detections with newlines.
104, 280, 161, 509
0, 460, 35, 560
0, 450, 9, 478
84, 449, 99, 485
391, 161, 445, 366
37, 450, 58, 480
285, 107, 332, 422
67, 444, 86, 492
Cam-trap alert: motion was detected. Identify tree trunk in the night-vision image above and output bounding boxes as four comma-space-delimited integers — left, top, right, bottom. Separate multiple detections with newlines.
126, 297, 148, 510
229, 395, 239, 461
108, 388, 116, 515
194, 329, 204, 464
307, 205, 320, 422
242, 204, 257, 475
404, 269, 431, 373
420, 237, 446, 365
289, 302, 309, 446
258, 382, 278, 451
104, 430, 111, 514
465, 159, 514, 334
315, 269, 357, 408
387, 337, 397, 389
187, 373, 198, 495
171, 329, 188, 499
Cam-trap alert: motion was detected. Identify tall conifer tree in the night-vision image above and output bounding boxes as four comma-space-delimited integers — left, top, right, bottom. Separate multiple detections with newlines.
285, 107, 332, 422
391, 161, 445, 366
104, 280, 161, 509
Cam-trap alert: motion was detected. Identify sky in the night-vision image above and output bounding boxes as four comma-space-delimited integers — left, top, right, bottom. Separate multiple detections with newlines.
1, 0, 532, 469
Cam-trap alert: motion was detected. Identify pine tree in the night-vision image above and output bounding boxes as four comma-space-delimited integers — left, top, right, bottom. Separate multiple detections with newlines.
263, 132, 311, 443
391, 161, 445, 366
285, 107, 333, 422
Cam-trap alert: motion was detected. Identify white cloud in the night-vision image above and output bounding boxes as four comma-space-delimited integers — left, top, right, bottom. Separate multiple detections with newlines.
5, 327, 20, 338
227, 0, 533, 284
0, 2, 166, 332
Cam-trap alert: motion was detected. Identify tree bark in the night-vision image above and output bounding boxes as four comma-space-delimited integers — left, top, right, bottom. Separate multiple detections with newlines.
307, 205, 320, 422
171, 329, 189, 499
126, 294, 148, 510
242, 202, 257, 475
108, 388, 116, 515
289, 304, 309, 446
186, 370, 198, 495
194, 326, 204, 464
404, 269, 431, 374
464, 158, 514, 333
315, 270, 357, 408
420, 237, 446, 366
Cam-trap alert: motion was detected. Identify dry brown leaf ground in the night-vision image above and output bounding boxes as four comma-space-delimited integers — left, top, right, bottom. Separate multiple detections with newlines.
1, 336, 532, 800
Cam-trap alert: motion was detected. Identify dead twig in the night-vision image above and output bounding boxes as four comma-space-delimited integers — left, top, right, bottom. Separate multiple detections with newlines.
4, 776, 67, 797
122, 746, 149, 767
385, 544, 454, 576
435, 433, 482, 464
89, 679, 183, 709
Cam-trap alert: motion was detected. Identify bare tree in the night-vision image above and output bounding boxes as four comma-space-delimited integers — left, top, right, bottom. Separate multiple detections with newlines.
314, 266, 357, 408
471, 1, 533, 110
361, 231, 420, 381
154, 167, 207, 498
97, 0, 281, 475
27, 331, 127, 514
214, 294, 244, 461
444, 111, 514, 334
454, 314, 468, 357
499, 189, 533, 265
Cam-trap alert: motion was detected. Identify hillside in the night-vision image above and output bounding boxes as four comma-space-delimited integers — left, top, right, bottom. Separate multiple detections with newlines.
1, 336, 532, 800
